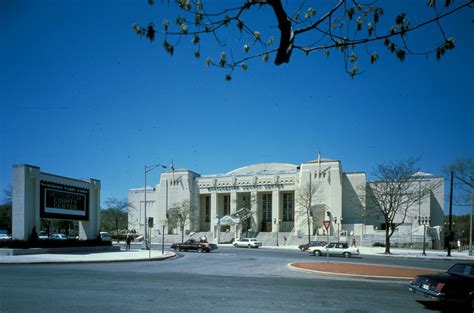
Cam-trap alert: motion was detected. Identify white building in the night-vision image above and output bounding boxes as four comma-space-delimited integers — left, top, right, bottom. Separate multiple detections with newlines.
128, 158, 444, 242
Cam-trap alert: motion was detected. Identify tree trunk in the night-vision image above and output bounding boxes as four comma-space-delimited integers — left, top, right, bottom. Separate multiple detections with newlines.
384, 228, 391, 254
116, 219, 120, 243
181, 226, 184, 243
307, 213, 311, 244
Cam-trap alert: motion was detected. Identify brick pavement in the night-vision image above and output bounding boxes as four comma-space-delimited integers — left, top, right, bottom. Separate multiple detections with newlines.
289, 262, 442, 280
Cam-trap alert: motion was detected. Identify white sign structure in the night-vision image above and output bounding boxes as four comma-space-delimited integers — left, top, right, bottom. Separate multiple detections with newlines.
12, 164, 101, 240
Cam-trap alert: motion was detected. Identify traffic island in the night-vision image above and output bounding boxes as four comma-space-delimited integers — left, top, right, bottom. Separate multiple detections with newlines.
288, 262, 442, 280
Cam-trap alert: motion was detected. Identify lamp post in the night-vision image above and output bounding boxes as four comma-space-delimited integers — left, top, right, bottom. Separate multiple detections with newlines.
161, 219, 167, 255
470, 191, 473, 256
418, 216, 431, 256
334, 217, 343, 242
273, 218, 282, 247
143, 164, 167, 250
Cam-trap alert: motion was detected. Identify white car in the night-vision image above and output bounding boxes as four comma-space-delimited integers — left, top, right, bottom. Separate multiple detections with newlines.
308, 242, 359, 258
100, 232, 111, 241
233, 238, 262, 248
0, 233, 11, 240
50, 234, 68, 240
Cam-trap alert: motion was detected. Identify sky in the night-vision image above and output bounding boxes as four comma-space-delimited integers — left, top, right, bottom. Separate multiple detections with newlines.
1, 1, 473, 214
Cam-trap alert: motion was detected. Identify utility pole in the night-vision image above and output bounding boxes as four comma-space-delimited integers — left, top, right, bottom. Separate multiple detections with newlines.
447, 172, 454, 257
470, 191, 473, 256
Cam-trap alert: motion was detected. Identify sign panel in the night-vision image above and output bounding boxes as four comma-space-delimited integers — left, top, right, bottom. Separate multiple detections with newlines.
323, 220, 331, 230
40, 181, 89, 221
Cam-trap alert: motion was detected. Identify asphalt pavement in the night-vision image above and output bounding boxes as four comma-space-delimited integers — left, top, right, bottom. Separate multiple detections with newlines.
1, 243, 472, 280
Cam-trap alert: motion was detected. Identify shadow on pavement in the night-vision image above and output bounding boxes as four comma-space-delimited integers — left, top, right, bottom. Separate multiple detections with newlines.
416, 300, 470, 313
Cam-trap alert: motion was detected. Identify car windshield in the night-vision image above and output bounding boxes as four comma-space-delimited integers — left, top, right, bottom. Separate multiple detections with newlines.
448, 264, 474, 278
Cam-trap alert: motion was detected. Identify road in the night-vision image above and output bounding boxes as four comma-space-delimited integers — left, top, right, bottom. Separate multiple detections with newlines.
0, 246, 461, 313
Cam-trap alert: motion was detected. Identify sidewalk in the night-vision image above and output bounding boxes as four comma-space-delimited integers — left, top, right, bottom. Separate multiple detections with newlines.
0, 249, 176, 264
254, 244, 474, 260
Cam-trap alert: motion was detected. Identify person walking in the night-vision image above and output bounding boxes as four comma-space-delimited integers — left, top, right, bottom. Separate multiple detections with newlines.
126, 233, 132, 251
351, 237, 357, 247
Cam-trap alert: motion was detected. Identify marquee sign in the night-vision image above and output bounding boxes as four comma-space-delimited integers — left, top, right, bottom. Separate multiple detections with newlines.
40, 181, 89, 220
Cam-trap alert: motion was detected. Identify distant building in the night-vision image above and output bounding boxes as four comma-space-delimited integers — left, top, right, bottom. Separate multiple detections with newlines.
128, 157, 444, 241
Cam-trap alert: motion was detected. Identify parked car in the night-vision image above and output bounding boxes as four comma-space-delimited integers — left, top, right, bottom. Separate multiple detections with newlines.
298, 241, 327, 251
233, 238, 262, 248
0, 233, 11, 240
50, 234, 68, 240
171, 238, 212, 252
38, 231, 48, 240
408, 262, 474, 311
308, 242, 359, 258
100, 231, 111, 241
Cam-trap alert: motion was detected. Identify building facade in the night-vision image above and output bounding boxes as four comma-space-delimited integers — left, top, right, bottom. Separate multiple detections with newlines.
128, 158, 444, 241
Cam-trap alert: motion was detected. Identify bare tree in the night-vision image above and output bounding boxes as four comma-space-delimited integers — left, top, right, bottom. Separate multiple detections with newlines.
169, 199, 193, 242
364, 159, 442, 254
443, 157, 474, 205
103, 198, 132, 243
0, 185, 12, 233
2, 184, 12, 205
133, 0, 470, 80
297, 179, 324, 244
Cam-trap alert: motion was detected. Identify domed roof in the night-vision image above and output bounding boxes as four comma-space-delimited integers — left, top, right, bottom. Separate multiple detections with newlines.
226, 163, 298, 176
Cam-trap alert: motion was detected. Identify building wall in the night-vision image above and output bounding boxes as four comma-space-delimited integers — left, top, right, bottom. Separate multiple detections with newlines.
127, 161, 445, 238
341, 173, 366, 224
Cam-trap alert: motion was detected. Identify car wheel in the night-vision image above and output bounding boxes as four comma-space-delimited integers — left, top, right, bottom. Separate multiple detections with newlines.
314, 250, 322, 256
198, 247, 203, 253
343, 252, 351, 258
248, 244, 252, 248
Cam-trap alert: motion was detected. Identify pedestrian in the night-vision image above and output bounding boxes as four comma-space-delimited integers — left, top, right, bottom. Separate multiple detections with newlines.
283, 236, 287, 245
126, 233, 132, 251
351, 237, 357, 247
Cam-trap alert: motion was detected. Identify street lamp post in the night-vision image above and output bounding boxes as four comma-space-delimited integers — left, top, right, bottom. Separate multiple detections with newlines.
334, 217, 343, 242
273, 218, 282, 247
143, 164, 167, 250
470, 191, 473, 256
162, 220, 166, 255
419, 216, 431, 256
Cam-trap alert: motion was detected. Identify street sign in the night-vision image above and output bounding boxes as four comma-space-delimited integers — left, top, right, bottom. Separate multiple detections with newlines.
323, 220, 331, 230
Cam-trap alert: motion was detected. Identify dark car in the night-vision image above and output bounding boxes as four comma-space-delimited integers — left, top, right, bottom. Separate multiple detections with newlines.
171, 238, 212, 253
298, 241, 327, 251
408, 262, 474, 311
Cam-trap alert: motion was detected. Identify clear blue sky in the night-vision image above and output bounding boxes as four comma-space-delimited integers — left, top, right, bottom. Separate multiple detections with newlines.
1, 1, 473, 214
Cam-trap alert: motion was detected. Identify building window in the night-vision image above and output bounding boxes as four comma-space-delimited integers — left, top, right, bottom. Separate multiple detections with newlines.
282, 193, 294, 222
262, 194, 272, 221
223, 195, 230, 216
205, 196, 210, 222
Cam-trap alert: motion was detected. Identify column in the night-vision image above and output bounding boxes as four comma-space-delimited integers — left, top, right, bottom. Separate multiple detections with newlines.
230, 191, 237, 214
230, 191, 238, 238
272, 190, 280, 233
210, 192, 218, 240
79, 179, 101, 240
251, 191, 258, 233
12, 164, 40, 240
